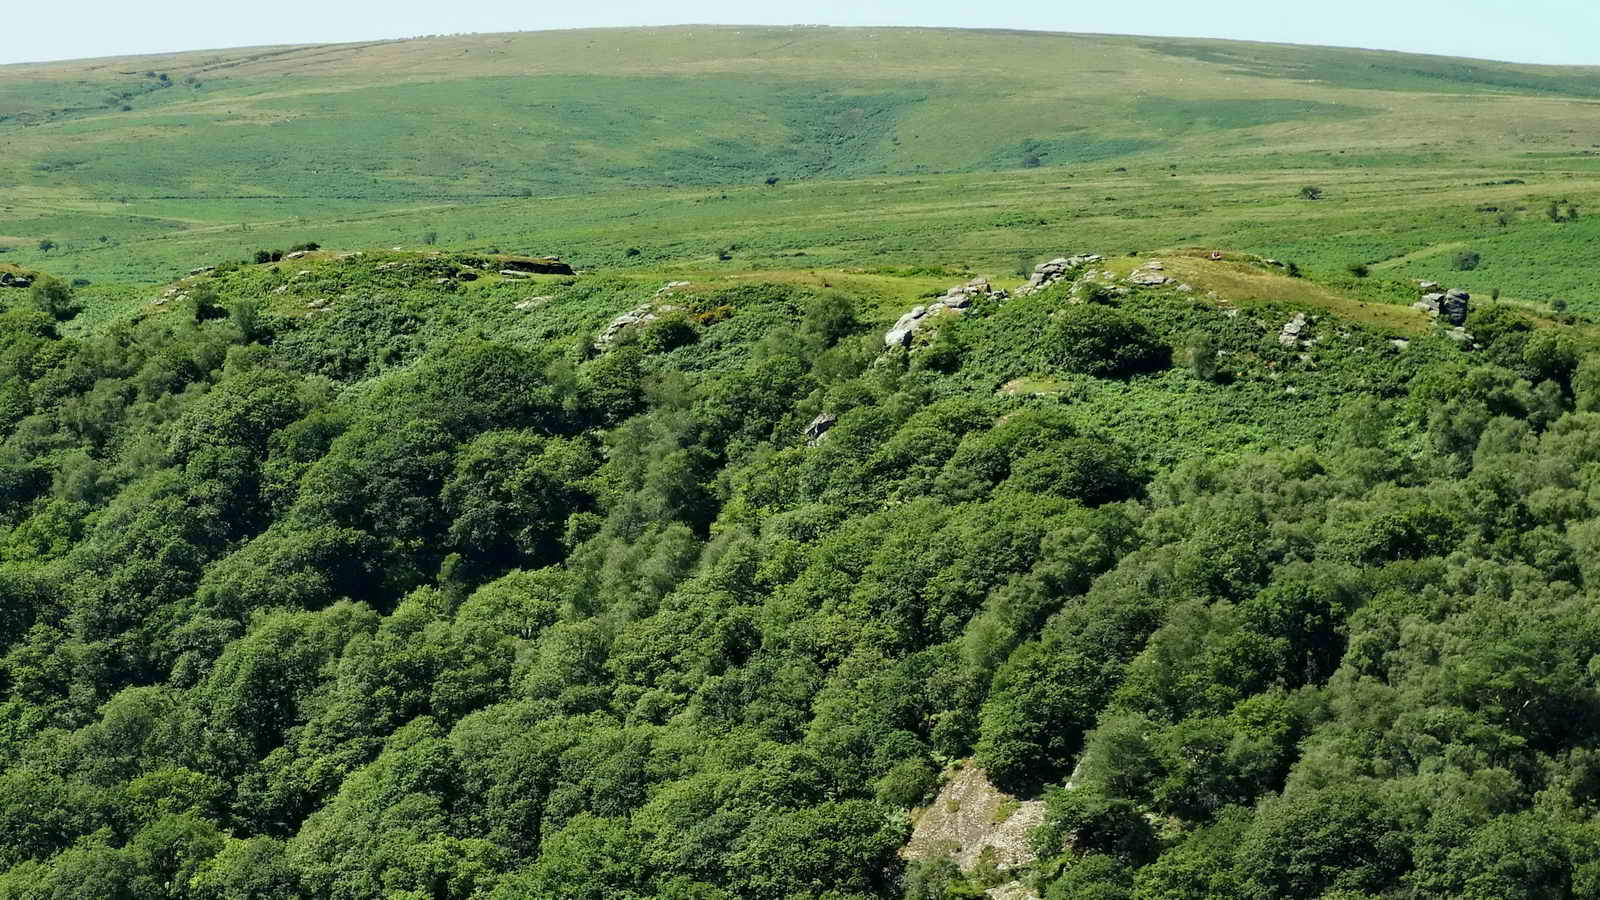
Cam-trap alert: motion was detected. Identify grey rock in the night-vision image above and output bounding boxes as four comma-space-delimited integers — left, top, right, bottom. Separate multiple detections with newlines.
804, 412, 838, 446
1441, 294, 1469, 326
1129, 271, 1171, 286
1279, 313, 1309, 347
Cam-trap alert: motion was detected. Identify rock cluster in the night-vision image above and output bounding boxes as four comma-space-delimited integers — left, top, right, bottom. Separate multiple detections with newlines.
885, 276, 1006, 348
0, 272, 32, 289
1414, 288, 1470, 326
1015, 254, 1102, 296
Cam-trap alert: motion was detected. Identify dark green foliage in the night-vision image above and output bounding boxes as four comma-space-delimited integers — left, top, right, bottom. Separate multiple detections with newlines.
1453, 249, 1482, 271
27, 277, 78, 321
1042, 305, 1169, 378
1, 253, 1599, 899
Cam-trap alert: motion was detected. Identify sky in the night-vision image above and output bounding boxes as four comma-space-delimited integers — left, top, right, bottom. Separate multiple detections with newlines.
6, 0, 1599, 67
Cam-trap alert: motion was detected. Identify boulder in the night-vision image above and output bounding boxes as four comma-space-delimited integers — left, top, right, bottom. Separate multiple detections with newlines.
804, 412, 837, 446
1440, 293, 1469, 326
1129, 270, 1171, 286
1279, 312, 1309, 348
500, 269, 531, 279
596, 302, 659, 348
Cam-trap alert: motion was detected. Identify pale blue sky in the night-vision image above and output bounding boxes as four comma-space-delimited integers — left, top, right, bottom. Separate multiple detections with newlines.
7, 0, 1599, 67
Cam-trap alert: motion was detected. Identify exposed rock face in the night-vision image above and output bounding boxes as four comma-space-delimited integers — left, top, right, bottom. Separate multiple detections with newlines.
903, 764, 1046, 878
0, 272, 32, 289
1015, 254, 1102, 297
804, 412, 837, 446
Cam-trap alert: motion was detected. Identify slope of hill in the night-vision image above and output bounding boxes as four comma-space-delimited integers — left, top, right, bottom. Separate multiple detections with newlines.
1, 235, 1599, 898
3, 26, 1600, 310
5, 27, 1600, 900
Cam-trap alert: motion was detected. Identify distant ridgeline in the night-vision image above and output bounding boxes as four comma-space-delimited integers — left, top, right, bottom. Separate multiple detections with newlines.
0, 239, 1597, 898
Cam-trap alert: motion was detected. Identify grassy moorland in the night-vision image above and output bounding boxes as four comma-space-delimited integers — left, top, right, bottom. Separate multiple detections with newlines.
3, 27, 1600, 310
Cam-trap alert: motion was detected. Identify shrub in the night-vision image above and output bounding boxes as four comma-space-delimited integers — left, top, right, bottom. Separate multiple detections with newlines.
36, 239, 55, 252
1183, 331, 1220, 381
1346, 263, 1369, 278
1043, 305, 1168, 378
638, 312, 698, 353
1299, 186, 1323, 200
28, 277, 79, 321
421, 231, 438, 246
1452, 250, 1482, 271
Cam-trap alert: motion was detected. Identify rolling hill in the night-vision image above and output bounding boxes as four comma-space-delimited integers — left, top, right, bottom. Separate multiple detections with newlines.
3, 26, 1600, 310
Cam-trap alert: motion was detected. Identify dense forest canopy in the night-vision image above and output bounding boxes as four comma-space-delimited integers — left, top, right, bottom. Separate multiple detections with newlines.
1, 246, 1599, 900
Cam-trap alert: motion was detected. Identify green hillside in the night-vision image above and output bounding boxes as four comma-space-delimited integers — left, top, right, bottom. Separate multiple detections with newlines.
6, 25, 1600, 900
4, 26, 1600, 311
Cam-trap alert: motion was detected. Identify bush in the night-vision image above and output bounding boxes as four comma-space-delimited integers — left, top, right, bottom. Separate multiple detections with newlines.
1452, 250, 1482, 271
1299, 186, 1323, 200
1346, 263, 1369, 278
28, 277, 79, 321
1043, 305, 1168, 378
638, 312, 698, 353
1183, 331, 1221, 381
